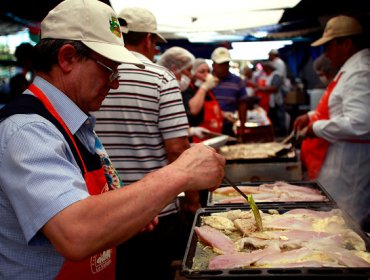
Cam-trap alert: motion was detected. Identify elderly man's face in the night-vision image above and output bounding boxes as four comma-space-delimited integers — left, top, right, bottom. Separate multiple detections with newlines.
73, 51, 120, 113
324, 38, 348, 70
212, 62, 229, 79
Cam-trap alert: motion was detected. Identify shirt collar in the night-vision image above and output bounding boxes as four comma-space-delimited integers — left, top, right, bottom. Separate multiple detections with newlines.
130, 51, 152, 64
340, 48, 369, 73
30, 76, 88, 135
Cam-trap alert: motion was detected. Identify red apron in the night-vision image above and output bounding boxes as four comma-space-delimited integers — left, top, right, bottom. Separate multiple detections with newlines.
192, 90, 223, 143
28, 84, 115, 280
300, 73, 342, 180
255, 78, 270, 113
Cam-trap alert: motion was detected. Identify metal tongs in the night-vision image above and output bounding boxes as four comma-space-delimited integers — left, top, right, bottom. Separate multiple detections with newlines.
281, 130, 299, 145
222, 176, 263, 231
274, 130, 299, 157
203, 130, 237, 142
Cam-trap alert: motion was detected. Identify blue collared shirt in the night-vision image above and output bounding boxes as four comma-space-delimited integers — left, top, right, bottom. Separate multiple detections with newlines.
0, 77, 95, 279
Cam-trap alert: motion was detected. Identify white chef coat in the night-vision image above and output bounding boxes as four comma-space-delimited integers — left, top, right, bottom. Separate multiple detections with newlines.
314, 48, 370, 226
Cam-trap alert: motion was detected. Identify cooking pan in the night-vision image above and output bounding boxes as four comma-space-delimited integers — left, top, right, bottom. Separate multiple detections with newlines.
220, 142, 297, 163
181, 205, 370, 279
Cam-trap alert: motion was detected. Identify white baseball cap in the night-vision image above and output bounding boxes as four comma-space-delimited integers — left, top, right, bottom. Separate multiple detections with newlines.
268, 49, 279, 55
211, 47, 231, 64
118, 7, 167, 43
41, 0, 144, 68
311, 15, 363, 47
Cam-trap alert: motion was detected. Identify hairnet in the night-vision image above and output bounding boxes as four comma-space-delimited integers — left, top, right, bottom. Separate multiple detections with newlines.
157, 47, 195, 74
191, 58, 208, 75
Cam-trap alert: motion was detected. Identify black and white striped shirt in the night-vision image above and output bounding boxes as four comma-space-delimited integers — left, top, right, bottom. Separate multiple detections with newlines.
93, 52, 189, 216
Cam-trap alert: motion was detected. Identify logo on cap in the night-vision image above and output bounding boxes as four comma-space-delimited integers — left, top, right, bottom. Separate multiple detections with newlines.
110, 16, 122, 38
218, 49, 227, 56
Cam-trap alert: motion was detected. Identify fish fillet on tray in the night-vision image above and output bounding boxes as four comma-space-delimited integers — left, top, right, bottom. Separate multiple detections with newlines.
208, 181, 334, 206
182, 206, 370, 279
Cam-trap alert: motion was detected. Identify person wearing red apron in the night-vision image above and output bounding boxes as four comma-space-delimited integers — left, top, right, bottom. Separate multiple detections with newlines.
191, 87, 223, 143
300, 73, 343, 180
28, 84, 117, 279
182, 59, 223, 143
255, 77, 270, 113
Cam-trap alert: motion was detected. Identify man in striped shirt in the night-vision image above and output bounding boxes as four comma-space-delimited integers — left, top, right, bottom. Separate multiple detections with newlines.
93, 7, 200, 280
211, 47, 247, 139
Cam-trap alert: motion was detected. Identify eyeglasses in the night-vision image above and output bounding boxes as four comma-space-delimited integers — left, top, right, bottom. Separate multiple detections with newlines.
90, 57, 120, 82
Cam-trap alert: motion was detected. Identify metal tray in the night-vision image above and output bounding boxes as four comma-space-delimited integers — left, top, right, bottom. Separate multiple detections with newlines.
181, 205, 370, 279
220, 143, 297, 164
207, 181, 335, 207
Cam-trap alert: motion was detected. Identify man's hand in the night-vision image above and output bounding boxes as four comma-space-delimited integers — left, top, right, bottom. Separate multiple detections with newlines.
293, 114, 310, 131
171, 144, 225, 191
140, 216, 159, 232
305, 124, 316, 138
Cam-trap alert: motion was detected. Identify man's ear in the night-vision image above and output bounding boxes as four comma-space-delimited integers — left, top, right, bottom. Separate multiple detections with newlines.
145, 33, 152, 51
58, 44, 78, 72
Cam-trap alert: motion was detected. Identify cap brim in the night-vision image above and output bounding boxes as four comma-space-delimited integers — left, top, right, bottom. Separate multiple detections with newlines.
154, 33, 167, 43
213, 58, 230, 64
311, 35, 333, 47
83, 41, 145, 69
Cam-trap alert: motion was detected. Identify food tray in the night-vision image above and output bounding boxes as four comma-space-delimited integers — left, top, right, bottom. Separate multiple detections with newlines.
207, 180, 335, 207
181, 205, 370, 279
220, 142, 297, 164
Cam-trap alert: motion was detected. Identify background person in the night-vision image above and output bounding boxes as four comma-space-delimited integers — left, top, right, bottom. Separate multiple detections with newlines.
294, 15, 370, 230
157, 49, 217, 145
156, 46, 195, 90
255, 61, 287, 137
92, 7, 200, 280
211, 47, 247, 139
182, 58, 222, 143
294, 54, 338, 180
268, 48, 291, 95
268, 49, 287, 79
0, 1, 225, 279
313, 53, 338, 87
14, 42, 35, 83
308, 53, 339, 110
241, 65, 257, 97
0, 42, 35, 105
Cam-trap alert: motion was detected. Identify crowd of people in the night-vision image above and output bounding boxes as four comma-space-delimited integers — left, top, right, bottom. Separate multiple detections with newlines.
0, 0, 369, 279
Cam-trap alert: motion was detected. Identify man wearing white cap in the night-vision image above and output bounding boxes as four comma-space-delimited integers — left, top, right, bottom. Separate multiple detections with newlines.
294, 15, 370, 231
93, 7, 200, 280
0, 1, 225, 279
268, 49, 288, 80
268, 48, 291, 95
211, 47, 247, 139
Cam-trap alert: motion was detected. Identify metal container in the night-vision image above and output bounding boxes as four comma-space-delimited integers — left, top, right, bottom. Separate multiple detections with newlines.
220, 143, 302, 182
207, 180, 335, 207
181, 205, 370, 279
220, 143, 297, 164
